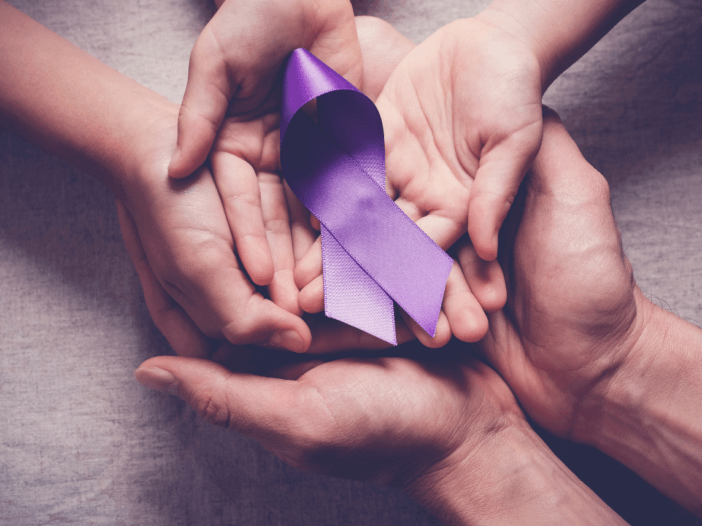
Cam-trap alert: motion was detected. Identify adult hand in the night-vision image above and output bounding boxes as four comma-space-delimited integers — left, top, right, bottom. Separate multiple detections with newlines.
459, 108, 641, 439
134, 339, 626, 524
134, 342, 521, 486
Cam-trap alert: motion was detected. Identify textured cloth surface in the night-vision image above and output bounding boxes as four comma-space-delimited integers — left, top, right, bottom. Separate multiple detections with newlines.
1, 0, 701, 525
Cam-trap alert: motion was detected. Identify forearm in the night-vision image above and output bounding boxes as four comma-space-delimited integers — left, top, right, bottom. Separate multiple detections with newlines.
0, 1, 174, 193
478, 0, 645, 89
583, 290, 702, 516
408, 420, 626, 525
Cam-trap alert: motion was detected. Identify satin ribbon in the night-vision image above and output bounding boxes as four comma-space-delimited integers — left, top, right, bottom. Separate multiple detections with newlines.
280, 49, 452, 345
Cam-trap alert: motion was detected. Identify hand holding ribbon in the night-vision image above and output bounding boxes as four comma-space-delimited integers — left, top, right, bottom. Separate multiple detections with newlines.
282, 47, 500, 347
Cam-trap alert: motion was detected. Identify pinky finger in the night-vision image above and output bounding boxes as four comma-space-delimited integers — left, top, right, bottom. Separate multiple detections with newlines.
400, 308, 452, 349
456, 235, 507, 313
299, 275, 325, 314
442, 262, 488, 343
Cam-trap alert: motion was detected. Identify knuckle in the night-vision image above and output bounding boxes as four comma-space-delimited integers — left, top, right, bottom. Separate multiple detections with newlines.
589, 172, 612, 203
194, 392, 232, 429
225, 190, 261, 211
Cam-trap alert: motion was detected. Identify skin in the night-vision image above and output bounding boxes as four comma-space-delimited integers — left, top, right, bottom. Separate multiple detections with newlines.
294, 17, 533, 317
136, 107, 702, 521
462, 107, 640, 440
460, 110, 702, 516
0, 1, 312, 355
193, 14, 497, 350
115, 0, 649, 354
167, 0, 363, 298
112, 16, 497, 356
296, 0, 647, 311
134, 112, 633, 525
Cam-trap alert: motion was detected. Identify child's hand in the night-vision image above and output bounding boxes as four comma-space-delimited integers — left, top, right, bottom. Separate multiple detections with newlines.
118, 107, 312, 355
168, 0, 362, 181
378, 17, 544, 263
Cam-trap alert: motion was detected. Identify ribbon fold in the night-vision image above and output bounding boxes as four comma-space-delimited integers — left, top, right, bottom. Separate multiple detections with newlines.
280, 49, 452, 345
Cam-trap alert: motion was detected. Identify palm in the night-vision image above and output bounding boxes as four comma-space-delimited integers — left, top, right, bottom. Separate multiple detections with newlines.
377, 18, 543, 258
473, 115, 639, 438
118, 108, 311, 354
200, 342, 522, 487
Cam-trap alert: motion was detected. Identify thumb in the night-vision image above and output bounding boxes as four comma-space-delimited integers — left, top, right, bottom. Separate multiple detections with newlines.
134, 356, 306, 443
467, 120, 542, 261
168, 26, 233, 179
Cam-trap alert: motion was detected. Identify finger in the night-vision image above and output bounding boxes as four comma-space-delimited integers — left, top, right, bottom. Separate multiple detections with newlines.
456, 236, 507, 313
442, 262, 489, 343
210, 151, 274, 286
219, 291, 311, 353
150, 168, 311, 353
299, 275, 324, 314
159, 241, 311, 352
468, 121, 543, 261
310, 215, 321, 231
400, 308, 451, 349
259, 171, 301, 316
284, 180, 317, 265
116, 199, 210, 358
134, 356, 316, 446
295, 237, 323, 290
393, 196, 467, 250
168, 26, 233, 179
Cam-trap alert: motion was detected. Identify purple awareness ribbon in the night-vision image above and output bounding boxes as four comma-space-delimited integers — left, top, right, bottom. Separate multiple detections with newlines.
280, 49, 453, 345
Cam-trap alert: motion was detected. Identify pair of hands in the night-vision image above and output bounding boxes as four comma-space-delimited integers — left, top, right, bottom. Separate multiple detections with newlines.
120, 0, 549, 357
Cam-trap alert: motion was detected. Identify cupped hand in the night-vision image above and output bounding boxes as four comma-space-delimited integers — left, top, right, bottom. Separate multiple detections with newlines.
168, 0, 362, 181
134, 340, 524, 488
117, 105, 312, 355
459, 109, 642, 439
380, 18, 543, 262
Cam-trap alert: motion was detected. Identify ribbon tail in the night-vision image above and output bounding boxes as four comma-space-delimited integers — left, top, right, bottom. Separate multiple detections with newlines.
321, 226, 397, 345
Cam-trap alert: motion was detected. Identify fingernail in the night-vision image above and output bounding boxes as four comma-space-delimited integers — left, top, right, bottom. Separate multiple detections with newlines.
269, 330, 305, 353
134, 366, 179, 396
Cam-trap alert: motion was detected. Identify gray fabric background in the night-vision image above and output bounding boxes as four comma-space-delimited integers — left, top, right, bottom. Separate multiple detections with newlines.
0, 0, 700, 524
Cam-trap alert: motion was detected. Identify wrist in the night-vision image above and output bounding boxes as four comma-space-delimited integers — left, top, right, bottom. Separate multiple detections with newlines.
479, 0, 645, 91
112, 96, 179, 200
577, 289, 702, 513
407, 415, 624, 525
476, 5, 555, 91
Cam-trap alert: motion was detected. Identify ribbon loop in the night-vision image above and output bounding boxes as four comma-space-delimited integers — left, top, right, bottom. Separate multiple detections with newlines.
281, 49, 452, 344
